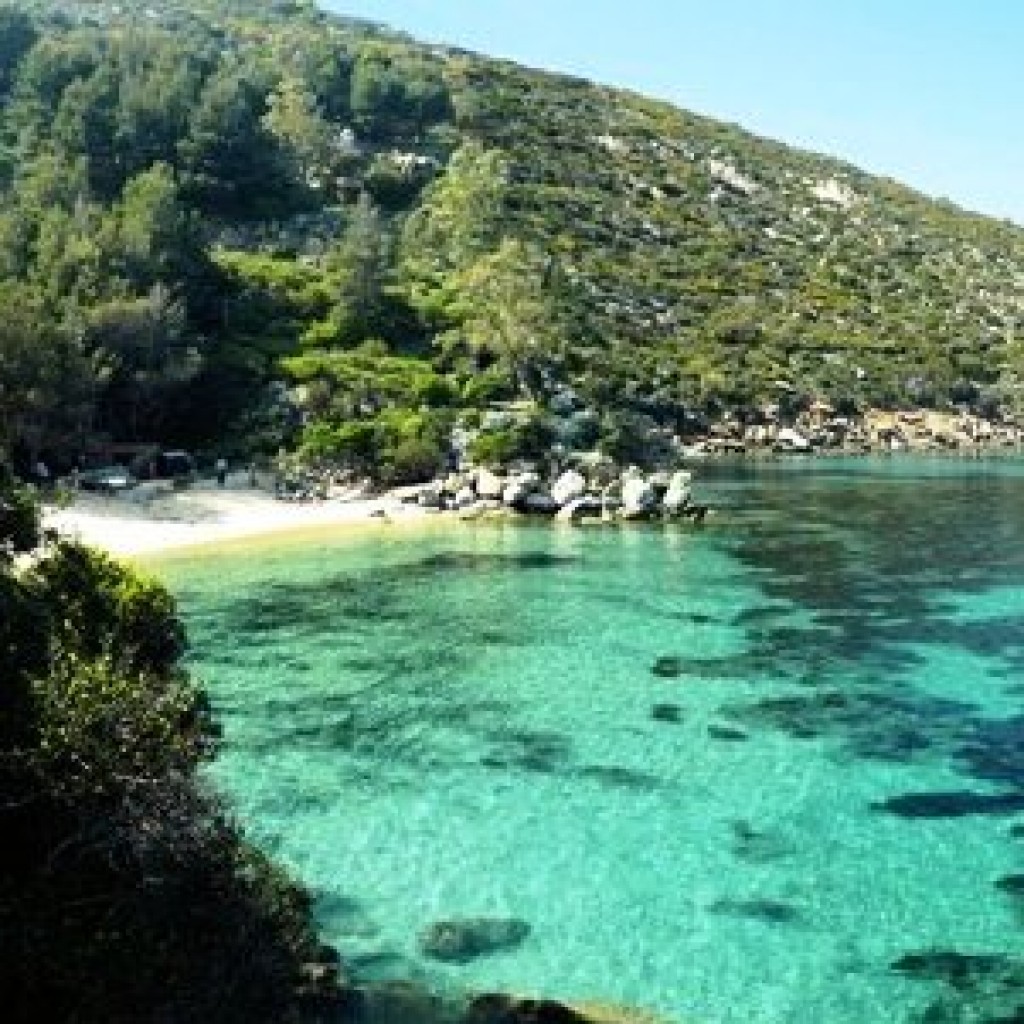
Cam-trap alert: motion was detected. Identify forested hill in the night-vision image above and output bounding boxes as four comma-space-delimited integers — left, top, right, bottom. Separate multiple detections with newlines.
2, 0, 1023, 477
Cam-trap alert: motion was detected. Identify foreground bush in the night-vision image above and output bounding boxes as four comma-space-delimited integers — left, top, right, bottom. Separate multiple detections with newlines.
0, 469, 319, 1024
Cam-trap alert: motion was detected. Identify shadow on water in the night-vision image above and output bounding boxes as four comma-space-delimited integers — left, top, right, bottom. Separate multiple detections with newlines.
698, 466, 1024, 792
891, 949, 1024, 1022
210, 550, 579, 638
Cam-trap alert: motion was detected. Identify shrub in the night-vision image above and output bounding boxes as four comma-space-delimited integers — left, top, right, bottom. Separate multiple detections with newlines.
380, 435, 445, 484
0, 485, 320, 1024
467, 427, 521, 467
467, 413, 554, 467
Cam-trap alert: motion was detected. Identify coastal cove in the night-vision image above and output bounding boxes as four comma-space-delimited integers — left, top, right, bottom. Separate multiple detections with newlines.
154, 457, 1024, 1024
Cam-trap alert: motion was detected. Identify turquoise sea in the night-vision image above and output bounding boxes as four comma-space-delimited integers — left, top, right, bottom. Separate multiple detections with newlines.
156, 458, 1024, 1024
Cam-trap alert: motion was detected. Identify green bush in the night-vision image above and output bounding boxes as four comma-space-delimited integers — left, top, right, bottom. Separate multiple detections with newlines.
462, 366, 516, 405
0, 485, 320, 1024
380, 434, 444, 484
29, 542, 185, 675
467, 427, 522, 467
300, 418, 378, 469
467, 412, 554, 467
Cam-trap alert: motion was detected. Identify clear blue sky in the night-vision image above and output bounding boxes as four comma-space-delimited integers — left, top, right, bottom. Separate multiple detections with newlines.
323, 0, 1024, 225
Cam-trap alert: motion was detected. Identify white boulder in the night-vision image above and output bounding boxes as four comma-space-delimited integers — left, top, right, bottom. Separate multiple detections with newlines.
474, 468, 506, 500
621, 475, 659, 519
662, 470, 693, 516
551, 469, 587, 506
502, 472, 541, 506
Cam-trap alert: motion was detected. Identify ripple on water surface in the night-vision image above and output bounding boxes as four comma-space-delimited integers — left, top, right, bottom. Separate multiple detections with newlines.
157, 458, 1024, 1024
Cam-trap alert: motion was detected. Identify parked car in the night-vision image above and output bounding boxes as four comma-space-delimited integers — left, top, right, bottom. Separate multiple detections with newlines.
154, 450, 195, 481
78, 465, 135, 493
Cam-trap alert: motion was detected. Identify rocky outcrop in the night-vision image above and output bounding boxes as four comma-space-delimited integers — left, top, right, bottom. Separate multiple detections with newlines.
464, 994, 585, 1024
399, 462, 708, 524
463, 995, 669, 1024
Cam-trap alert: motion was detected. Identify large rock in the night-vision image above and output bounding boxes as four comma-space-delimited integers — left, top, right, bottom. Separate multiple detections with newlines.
662, 470, 693, 516
444, 472, 471, 496
647, 471, 672, 497
475, 469, 506, 500
419, 917, 530, 964
503, 472, 541, 507
555, 496, 603, 523
356, 981, 457, 1024
601, 478, 623, 500
521, 492, 559, 516
620, 475, 658, 519
416, 482, 446, 509
464, 994, 585, 1024
464, 996, 667, 1024
551, 469, 587, 506
453, 486, 478, 510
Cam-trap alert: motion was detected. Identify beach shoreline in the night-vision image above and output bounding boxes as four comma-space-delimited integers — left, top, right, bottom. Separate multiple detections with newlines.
42, 483, 444, 560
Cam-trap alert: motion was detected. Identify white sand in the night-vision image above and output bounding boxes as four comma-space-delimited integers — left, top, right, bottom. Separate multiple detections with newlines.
43, 481, 438, 558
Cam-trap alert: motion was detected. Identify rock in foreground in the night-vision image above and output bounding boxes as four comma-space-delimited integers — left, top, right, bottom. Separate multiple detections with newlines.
464, 994, 669, 1024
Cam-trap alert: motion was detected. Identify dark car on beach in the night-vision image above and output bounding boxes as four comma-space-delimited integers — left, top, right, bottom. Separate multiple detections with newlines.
153, 450, 195, 482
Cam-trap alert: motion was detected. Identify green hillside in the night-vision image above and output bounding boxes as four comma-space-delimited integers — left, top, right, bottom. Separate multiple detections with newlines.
1, 0, 1022, 476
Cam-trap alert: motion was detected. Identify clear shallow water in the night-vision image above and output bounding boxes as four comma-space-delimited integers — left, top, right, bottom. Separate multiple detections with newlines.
156, 458, 1024, 1024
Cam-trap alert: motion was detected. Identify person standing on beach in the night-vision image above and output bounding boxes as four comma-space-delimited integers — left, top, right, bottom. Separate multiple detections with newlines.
215, 457, 227, 487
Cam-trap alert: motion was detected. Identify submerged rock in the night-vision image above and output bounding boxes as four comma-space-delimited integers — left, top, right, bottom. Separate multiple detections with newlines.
651, 656, 684, 678
729, 820, 795, 864
419, 917, 531, 963
890, 950, 1011, 988
707, 897, 801, 925
651, 703, 683, 723
872, 790, 1024, 819
575, 764, 660, 791
707, 724, 749, 742
995, 874, 1024, 896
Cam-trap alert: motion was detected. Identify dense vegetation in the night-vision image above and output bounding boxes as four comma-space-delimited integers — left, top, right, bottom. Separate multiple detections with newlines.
0, 468, 323, 1022
1, 0, 1023, 480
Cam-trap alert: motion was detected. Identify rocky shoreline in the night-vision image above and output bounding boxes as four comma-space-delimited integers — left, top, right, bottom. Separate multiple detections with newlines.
396, 466, 708, 526
679, 406, 1024, 458
297, 964, 669, 1024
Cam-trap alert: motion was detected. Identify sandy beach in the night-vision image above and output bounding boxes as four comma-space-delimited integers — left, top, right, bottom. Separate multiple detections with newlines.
43, 480, 439, 559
